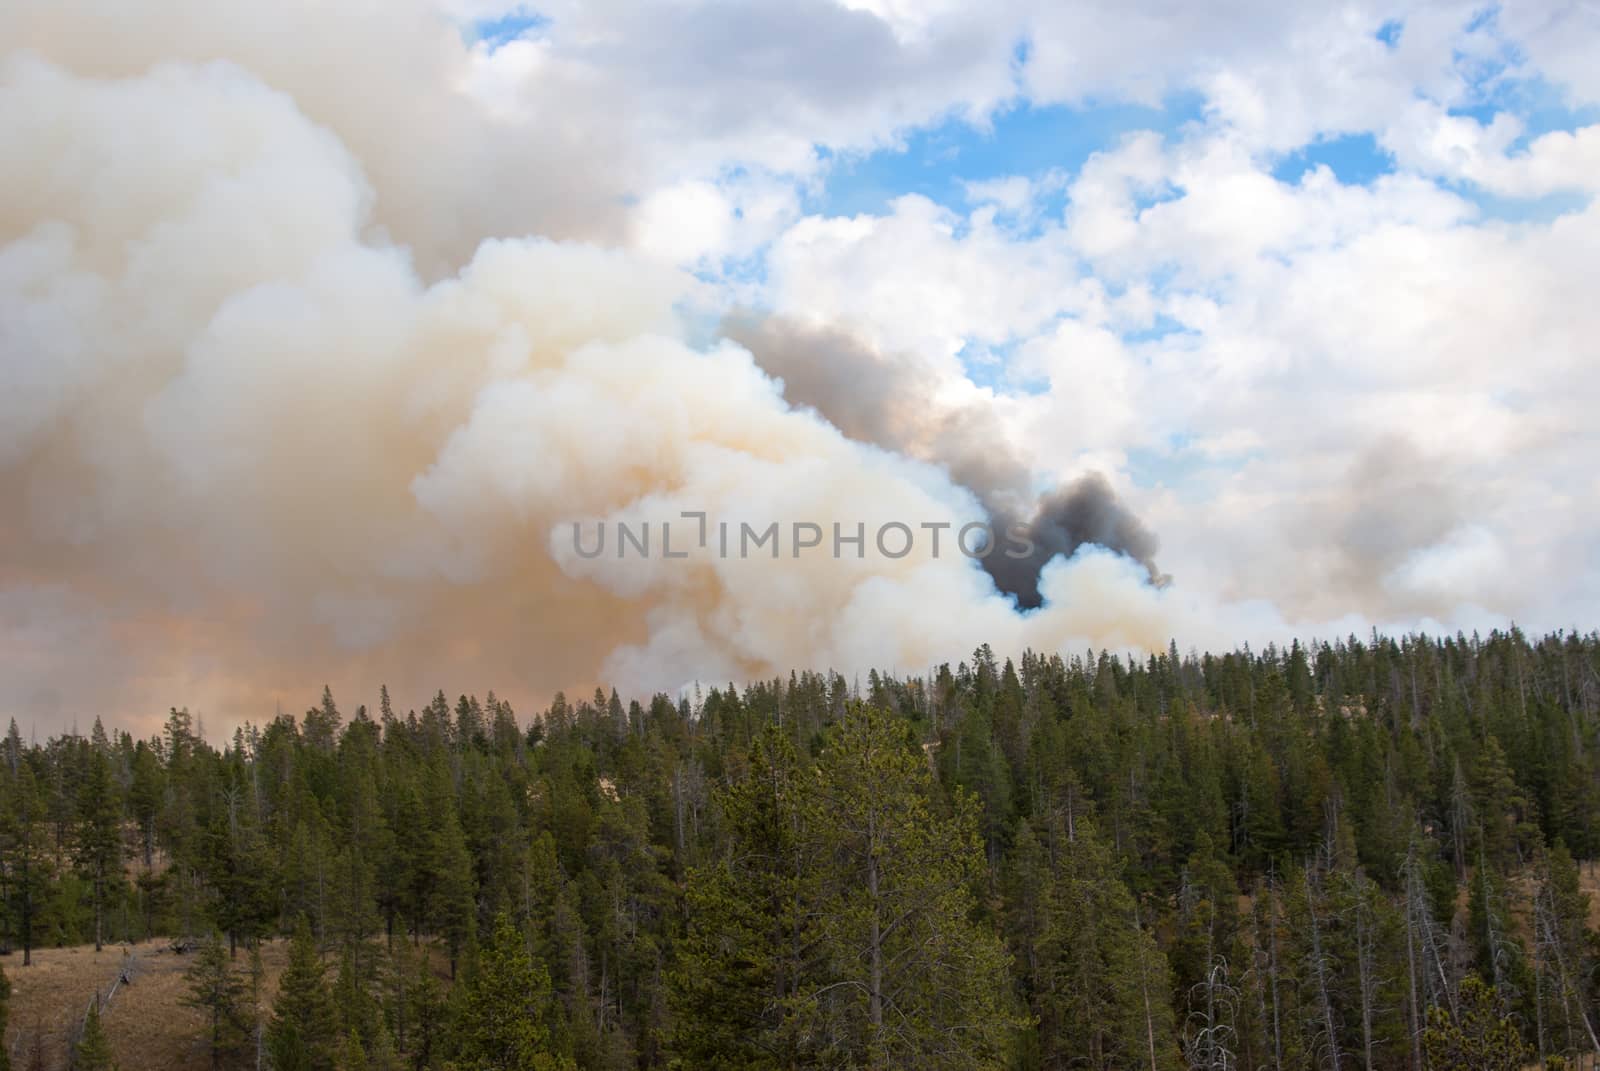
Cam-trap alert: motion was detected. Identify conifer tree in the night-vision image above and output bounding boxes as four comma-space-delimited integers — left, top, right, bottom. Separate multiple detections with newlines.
75, 1001, 117, 1071
431, 808, 477, 980
365, 1022, 404, 1071
451, 912, 572, 1071
334, 943, 380, 1045
0, 763, 51, 965
269, 917, 340, 1071
671, 728, 806, 1069
75, 747, 124, 952
1423, 974, 1531, 1070
409, 947, 450, 1071
182, 931, 250, 1071
798, 704, 1024, 1070
1034, 816, 1180, 1070
336, 1031, 368, 1071
1533, 842, 1600, 1059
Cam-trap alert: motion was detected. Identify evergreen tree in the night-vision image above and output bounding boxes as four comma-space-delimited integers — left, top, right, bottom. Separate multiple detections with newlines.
1034, 816, 1180, 1071
365, 1022, 404, 1071
75, 747, 124, 952
671, 729, 806, 1069
336, 1031, 368, 1071
0, 764, 51, 965
75, 1001, 117, 1071
207, 807, 279, 956
128, 742, 165, 869
451, 912, 572, 1070
796, 705, 1024, 1070
1533, 842, 1600, 1059
181, 931, 250, 1071
1422, 974, 1531, 1070
430, 799, 477, 979
269, 918, 340, 1071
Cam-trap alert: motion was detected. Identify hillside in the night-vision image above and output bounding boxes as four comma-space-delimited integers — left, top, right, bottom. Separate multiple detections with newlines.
4, 940, 288, 1070
1, 628, 1599, 1069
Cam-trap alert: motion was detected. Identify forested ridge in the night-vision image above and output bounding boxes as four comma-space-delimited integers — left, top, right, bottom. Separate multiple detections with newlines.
4, 628, 1600, 1070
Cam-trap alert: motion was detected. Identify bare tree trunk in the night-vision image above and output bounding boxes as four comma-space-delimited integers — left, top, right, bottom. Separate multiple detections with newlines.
1480, 854, 1505, 993
1133, 901, 1160, 1071
1307, 875, 1342, 1071
866, 804, 883, 1061
1355, 895, 1377, 1070
1404, 862, 1424, 1071
1251, 904, 1274, 1071
1267, 881, 1284, 1071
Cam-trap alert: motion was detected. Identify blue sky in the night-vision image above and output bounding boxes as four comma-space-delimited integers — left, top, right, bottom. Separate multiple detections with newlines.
814, 93, 1205, 218
467, 7, 548, 47
1270, 134, 1393, 187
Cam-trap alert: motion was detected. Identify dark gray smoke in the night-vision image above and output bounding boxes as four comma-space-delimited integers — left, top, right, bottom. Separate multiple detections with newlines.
727, 316, 1169, 608
985, 474, 1169, 608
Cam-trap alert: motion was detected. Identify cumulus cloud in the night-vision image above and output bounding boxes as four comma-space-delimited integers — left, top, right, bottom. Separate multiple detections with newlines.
4, 0, 1599, 736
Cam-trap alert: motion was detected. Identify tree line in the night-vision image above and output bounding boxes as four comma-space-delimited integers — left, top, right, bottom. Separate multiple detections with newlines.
2, 626, 1599, 1069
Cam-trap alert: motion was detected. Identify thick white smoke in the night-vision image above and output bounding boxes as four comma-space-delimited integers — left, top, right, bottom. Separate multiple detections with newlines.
0, 6, 1328, 731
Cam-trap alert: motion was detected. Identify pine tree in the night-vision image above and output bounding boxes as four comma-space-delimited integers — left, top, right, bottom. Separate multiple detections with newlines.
0, 764, 52, 965
365, 1021, 404, 1071
1422, 974, 1531, 1070
269, 917, 340, 1071
430, 808, 476, 979
336, 1031, 368, 1071
75, 747, 124, 952
451, 912, 572, 1071
128, 743, 164, 869
409, 947, 450, 1071
797, 704, 1025, 1070
671, 728, 806, 1069
1533, 842, 1600, 1059
75, 1001, 117, 1071
181, 932, 250, 1071
1035, 816, 1180, 1071
1468, 853, 1534, 1016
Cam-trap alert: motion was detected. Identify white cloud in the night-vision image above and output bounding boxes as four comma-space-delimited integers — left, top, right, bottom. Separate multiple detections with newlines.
6, 0, 1600, 732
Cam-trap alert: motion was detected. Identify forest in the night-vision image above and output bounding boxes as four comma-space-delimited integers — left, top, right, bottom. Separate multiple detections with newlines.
3, 627, 1600, 1070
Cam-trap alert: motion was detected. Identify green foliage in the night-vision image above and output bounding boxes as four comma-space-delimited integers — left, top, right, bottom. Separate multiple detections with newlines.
0, 758, 52, 964
670, 729, 803, 1069
1031, 817, 1180, 1070
337, 1031, 368, 1071
74, 745, 124, 952
675, 707, 1024, 1070
75, 1001, 117, 1071
1422, 974, 1531, 1070
449, 912, 572, 1070
269, 918, 340, 1071
6, 631, 1600, 1067
181, 931, 251, 1071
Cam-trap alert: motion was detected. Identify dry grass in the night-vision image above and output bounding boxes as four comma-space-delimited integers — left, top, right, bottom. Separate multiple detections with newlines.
3, 938, 290, 1071
4, 934, 459, 1071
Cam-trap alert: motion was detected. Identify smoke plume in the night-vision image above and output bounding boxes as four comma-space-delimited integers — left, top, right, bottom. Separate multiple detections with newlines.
726, 317, 1169, 607
0, 3, 1268, 736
